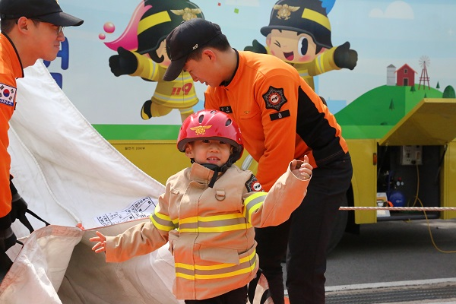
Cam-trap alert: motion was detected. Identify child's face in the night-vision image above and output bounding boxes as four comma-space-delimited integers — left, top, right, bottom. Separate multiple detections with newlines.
185, 139, 232, 167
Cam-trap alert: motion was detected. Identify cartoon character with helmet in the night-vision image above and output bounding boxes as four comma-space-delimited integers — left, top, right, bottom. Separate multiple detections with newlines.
108, 0, 204, 122
245, 0, 358, 90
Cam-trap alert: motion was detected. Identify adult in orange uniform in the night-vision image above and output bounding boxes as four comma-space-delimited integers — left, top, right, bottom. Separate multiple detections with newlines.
163, 19, 353, 304
0, 0, 83, 274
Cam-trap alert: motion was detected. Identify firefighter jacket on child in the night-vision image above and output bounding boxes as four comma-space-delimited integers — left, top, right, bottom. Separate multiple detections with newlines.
104, 161, 309, 300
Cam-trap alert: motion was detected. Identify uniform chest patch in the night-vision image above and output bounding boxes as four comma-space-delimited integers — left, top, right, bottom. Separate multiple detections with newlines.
0, 83, 16, 107
219, 106, 233, 113
263, 86, 287, 111
245, 174, 263, 192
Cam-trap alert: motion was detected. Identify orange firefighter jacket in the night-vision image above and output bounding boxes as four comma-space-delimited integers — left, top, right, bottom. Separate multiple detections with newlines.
205, 50, 348, 191
0, 33, 23, 227
105, 161, 309, 300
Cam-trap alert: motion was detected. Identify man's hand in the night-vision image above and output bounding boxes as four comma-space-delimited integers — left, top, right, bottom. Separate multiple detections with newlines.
291, 155, 313, 181
109, 47, 138, 76
10, 193, 28, 224
90, 231, 107, 253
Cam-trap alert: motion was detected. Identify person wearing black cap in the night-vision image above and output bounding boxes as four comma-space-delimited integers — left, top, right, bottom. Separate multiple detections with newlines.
164, 18, 353, 304
0, 0, 83, 279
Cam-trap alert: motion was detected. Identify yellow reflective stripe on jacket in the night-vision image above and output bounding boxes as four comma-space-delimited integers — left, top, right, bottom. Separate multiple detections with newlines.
180, 213, 245, 224
179, 213, 251, 233
244, 192, 267, 222
150, 211, 175, 232
175, 251, 257, 280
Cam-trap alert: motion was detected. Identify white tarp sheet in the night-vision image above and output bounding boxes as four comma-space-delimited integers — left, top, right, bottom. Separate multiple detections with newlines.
0, 61, 182, 304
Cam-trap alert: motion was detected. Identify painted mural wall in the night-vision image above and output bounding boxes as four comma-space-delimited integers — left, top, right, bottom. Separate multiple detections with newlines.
45, 0, 456, 140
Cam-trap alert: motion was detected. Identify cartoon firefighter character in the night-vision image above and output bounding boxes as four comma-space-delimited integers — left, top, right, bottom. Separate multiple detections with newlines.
108, 0, 204, 122
245, 0, 358, 90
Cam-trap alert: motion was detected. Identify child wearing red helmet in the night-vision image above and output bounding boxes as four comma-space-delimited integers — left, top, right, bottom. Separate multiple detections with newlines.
90, 109, 312, 303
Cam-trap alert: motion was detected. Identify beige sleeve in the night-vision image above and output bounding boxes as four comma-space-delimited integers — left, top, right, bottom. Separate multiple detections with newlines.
246, 161, 310, 227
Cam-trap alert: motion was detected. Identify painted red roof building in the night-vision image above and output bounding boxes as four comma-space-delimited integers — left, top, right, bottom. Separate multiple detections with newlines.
396, 64, 416, 86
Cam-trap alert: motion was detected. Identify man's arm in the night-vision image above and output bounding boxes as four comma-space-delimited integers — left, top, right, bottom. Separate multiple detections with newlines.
0, 106, 12, 227
0, 105, 14, 254
254, 73, 300, 191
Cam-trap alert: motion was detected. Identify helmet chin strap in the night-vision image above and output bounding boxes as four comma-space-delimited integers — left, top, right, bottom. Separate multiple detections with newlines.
191, 158, 235, 188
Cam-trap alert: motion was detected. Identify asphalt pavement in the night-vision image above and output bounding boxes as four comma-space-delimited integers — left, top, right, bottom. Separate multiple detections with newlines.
324, 218, 456, 303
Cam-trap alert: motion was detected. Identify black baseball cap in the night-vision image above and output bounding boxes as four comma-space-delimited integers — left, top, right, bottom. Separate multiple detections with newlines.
0, 0, 84, 27
163, 18, 221, 81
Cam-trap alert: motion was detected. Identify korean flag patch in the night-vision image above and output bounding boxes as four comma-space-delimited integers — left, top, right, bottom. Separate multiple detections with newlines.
0, 83, 16, 107
245, 174, 263, 192
263, 86, 287, 111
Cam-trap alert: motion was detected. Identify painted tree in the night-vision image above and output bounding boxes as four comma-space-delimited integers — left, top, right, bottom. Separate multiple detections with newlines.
443, 85, 456, 98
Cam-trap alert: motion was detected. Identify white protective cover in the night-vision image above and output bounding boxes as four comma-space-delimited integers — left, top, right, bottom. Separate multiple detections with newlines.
0, 61, 182, 304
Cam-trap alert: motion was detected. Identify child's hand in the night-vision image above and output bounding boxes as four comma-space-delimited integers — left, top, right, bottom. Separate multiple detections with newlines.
291, 155, 313, 181
90, 231, 107, 253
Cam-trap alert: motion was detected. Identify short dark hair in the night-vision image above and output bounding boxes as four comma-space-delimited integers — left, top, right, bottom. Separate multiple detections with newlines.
1, 18, 40, 34
1, 18, 17, 33
187, 33, 231, 62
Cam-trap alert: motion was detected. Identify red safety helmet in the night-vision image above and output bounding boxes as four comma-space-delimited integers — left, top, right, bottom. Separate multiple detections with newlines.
177, 109, 244, 163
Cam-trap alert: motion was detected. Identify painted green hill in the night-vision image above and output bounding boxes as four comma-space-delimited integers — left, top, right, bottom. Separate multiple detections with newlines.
335, 85, 442, 139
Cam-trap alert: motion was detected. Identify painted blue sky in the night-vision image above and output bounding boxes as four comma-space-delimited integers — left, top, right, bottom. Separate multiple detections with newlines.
54, 0, 456, 124
196, 0, 456, 104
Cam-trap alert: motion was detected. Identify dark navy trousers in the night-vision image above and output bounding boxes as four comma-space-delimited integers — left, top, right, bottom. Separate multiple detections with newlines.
255, 153, 353, 304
